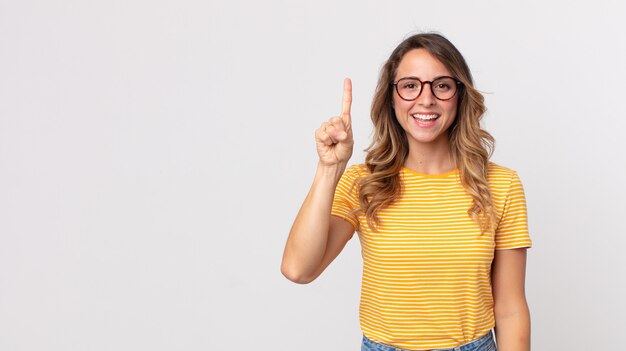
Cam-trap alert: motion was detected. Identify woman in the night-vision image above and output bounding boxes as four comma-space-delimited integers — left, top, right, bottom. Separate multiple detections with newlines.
281, 33, 532, 351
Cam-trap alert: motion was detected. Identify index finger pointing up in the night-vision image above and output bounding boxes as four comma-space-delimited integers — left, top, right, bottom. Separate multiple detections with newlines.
341, 77, 352, 125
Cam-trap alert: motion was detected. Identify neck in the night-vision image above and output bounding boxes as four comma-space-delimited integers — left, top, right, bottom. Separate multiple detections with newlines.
403, 137, 455, 175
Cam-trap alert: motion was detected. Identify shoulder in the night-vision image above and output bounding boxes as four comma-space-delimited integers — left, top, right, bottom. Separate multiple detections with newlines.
487, 161, 518, 177
334, 164, 369, 199
487, 161, 521, 181
335, 164, 369, 192
344, 163, 370, 178
487, 161, 524, 194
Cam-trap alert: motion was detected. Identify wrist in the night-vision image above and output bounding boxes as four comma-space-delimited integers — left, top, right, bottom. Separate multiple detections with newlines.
316, 161, 347, 181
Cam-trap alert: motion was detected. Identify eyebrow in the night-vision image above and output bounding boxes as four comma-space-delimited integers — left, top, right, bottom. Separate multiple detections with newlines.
396, 75, 452, 81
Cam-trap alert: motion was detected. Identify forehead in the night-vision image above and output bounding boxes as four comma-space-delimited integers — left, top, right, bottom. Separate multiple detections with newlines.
395, 48, 452, 80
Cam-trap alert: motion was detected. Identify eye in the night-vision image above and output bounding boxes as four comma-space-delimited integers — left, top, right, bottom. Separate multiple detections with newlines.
433, 79, 455, 92
400, 80, 420, 90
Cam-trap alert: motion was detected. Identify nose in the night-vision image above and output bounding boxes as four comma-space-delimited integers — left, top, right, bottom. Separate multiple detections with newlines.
417, 81, 436, 106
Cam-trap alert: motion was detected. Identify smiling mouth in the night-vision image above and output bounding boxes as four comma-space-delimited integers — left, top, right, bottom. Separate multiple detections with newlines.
411, 113, 440, 122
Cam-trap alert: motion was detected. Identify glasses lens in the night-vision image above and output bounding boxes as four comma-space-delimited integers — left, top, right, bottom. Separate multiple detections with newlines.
431, 77, 457, 100
396, 78, 421, 100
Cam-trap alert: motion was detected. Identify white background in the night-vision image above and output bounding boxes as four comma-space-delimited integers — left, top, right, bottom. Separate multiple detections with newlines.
1, 0, 625, 350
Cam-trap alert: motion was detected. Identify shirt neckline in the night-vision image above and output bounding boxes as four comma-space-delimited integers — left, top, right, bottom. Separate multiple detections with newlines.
400, 166, 460, 178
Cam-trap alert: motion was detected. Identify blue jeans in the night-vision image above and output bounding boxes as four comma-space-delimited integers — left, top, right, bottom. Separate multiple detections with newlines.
361, 330, 497, 351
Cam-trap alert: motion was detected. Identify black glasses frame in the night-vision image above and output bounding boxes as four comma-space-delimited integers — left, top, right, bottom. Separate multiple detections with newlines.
391, 76, 462, 101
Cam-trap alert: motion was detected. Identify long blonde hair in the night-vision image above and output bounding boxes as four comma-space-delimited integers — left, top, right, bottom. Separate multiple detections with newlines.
356, 33, 497, 234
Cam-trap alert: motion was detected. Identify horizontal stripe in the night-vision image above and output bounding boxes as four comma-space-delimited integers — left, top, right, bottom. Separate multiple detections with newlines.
331, 161, 531, 349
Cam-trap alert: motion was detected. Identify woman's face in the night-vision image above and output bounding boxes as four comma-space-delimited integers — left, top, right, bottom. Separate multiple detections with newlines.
392, 48, 459, 150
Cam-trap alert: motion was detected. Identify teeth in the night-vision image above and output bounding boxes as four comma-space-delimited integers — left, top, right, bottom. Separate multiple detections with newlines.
412, 114, 439, 121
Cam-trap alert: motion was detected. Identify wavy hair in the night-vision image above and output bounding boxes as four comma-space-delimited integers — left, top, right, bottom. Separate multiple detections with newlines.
355, 33, 497, 234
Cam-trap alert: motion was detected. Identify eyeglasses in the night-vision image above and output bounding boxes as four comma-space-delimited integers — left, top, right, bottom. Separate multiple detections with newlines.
391, 76, 462, 101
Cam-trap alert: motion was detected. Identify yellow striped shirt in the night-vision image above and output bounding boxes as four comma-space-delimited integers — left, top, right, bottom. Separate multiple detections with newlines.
331, 162, 532, 350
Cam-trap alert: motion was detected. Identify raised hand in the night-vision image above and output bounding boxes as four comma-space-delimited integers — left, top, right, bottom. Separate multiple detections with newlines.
315, 78, 354, 166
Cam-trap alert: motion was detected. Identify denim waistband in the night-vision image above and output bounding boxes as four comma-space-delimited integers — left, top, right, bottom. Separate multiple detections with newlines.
362, 330, 495, 351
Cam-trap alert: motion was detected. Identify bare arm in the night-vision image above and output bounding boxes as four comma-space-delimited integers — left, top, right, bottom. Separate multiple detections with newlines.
281, 164, 355, 283
281, 78, 355, 284
492, 248, 531, 351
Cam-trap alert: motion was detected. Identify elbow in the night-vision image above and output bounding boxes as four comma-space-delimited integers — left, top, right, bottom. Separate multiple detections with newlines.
280, 262, 316, 284
494, 298, 530, 320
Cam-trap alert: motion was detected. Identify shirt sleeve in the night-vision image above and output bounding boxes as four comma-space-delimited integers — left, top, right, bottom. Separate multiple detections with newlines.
330, 164, 362, 229
495, 171, 533, 250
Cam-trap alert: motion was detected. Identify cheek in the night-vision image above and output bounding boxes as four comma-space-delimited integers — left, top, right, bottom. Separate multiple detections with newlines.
444, 102, 459, 129
393, 96, 413, 112
445, 99, 459, 119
